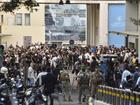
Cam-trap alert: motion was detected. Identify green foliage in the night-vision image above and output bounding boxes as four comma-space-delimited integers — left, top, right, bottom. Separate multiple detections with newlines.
0, 0, 21, 13
24, 0, 39, 11
0, 0, 39, 13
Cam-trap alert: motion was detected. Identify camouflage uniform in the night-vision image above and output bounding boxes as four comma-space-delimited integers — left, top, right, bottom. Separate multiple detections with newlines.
77, 65, 90, 104
59, 69, 72, 101
89, 69, 104, 98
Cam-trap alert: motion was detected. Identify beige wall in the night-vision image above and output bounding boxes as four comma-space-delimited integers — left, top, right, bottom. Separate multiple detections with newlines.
0, 4, 45, 47
37, 0, 125, 4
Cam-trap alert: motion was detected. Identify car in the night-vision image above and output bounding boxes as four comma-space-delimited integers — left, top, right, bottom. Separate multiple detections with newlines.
100, 54, 118, 62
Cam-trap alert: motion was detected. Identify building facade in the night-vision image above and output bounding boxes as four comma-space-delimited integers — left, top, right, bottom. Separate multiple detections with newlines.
0, 0, 126, 48
0, 4, 45, 48
86, 0, 125, 47
125, 0, 140, 62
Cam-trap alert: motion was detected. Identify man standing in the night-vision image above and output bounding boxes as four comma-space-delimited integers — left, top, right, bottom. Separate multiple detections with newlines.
42, 68, 57, 105
27, 63, 36, 87
89, 68, 104, 105
59, 67, 72, 101
77, 65, 90, 104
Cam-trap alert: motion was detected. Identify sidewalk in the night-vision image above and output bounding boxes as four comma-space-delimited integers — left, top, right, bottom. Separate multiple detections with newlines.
95, 100, 111, 105
53, 100, 111, 105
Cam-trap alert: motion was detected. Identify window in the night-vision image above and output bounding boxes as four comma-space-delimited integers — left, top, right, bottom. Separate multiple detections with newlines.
25, 13, 30, 26
16, 13, 22, 25
0, 15, 3, 24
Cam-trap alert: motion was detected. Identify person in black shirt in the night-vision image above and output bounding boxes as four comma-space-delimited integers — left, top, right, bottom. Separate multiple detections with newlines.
42, 68, 57, 105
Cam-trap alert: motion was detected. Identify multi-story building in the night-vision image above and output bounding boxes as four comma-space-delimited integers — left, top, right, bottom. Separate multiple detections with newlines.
43, 0, 126, 47
124, 0, 140, 62
0, 4, 45, 48
0, 0, 126, 48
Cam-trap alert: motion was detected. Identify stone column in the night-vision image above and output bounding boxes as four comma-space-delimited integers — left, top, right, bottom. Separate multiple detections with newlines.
98, 3, 108, 46
87, 4, 96, 46
138, 1, 140, 63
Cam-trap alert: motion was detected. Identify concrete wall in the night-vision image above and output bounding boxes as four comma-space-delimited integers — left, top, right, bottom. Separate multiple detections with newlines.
126, 1, 138, 32
0, 4, 45, 47
125, 1, 140, 62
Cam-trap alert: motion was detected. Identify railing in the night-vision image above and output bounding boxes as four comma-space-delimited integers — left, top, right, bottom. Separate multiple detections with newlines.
96, 85, 140, 105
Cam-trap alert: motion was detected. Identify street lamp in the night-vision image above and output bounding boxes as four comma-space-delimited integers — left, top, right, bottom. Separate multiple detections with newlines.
66, 0, 70, 4
59, 0, 70, 4
59, 0, 64, 5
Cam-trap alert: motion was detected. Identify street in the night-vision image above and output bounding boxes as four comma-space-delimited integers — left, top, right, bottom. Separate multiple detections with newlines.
9, 71, 110, 105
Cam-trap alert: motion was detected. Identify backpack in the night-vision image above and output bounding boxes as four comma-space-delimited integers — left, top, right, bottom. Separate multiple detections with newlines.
79, 72, 90, 85
59, 71, 70, 81
91, 71, 104, 85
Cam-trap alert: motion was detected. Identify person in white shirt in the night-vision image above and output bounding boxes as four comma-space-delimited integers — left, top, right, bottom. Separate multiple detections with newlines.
27, 63, 37, 87
136, 77, 140, 87
50, 53, 59, 69
0, 61, 8, 78
120, 66, 131, 88
36, 66, 47, 86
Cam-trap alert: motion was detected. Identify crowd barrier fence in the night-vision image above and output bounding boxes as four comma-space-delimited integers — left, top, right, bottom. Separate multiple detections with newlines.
96, 85, 140, 105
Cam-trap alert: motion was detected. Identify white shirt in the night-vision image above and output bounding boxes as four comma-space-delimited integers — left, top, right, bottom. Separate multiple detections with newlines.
50, 56, 58, 68
85, 53, 90, 60
136, 77, 140, 86
121, 69, 131, 82
0, 67, 8, 78
27, 66, 36, 80
36, 72, 47, 86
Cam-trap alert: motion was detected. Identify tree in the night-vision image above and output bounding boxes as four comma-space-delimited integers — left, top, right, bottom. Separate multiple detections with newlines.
0, 0, 39, 13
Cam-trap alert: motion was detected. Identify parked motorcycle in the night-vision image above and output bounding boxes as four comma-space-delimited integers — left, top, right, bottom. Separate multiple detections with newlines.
15, 77, 25, 105
25, 87, 47, 105
0, 83, 12, 105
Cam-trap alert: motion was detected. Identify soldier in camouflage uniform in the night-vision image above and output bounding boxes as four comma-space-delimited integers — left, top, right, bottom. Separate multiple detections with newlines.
77, 64, 90, 104
59, 67, 72, 102
88, 68, 104, 105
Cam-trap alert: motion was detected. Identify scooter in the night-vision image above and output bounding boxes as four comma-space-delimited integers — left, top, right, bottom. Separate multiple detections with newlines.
15, 77, 25, 105
0, 83, 12, 105
25, 87, 47, 105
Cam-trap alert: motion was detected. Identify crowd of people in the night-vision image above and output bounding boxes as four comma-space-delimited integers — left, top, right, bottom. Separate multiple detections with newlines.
0, 43, 140, 105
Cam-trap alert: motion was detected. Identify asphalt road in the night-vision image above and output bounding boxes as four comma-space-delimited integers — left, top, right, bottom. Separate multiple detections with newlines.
10, 71, 110, 105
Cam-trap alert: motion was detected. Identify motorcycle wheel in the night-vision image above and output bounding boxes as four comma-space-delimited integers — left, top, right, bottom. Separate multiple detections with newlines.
35, 100, 47, 105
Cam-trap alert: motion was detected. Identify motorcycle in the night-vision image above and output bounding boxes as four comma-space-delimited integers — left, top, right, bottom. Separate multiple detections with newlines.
0, 83, 12, 105
25, 87, 47, 105
15, 77, 25, 105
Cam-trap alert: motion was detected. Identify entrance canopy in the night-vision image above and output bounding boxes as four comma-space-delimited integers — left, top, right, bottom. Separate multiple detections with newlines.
0, 0, 125, 4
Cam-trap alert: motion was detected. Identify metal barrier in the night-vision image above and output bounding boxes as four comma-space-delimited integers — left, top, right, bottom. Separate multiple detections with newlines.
96, 85, 140, 105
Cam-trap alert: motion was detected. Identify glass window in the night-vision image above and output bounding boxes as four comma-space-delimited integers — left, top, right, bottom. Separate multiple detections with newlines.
25, 13, 30, 26
16, 13, 22, 25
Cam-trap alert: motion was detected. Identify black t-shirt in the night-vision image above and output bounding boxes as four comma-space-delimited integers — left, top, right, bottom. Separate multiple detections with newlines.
42, 72, 57, 94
